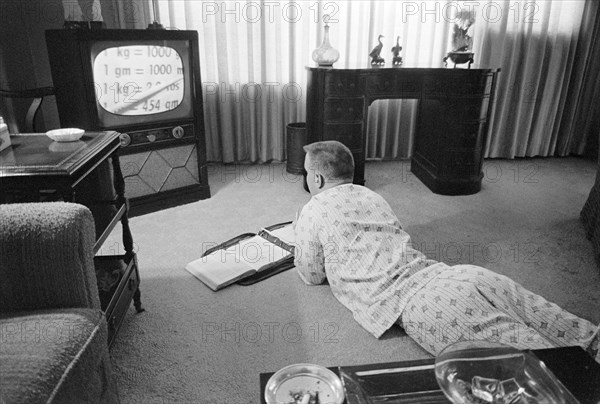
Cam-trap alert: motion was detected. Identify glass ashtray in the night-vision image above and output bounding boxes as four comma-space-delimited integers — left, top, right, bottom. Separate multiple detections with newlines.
434, 341, 579, 404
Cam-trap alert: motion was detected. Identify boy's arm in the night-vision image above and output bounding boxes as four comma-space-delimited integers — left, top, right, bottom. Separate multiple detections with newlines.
293, 206, 326, 285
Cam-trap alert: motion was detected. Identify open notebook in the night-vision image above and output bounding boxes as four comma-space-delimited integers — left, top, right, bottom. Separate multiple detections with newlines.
185, 223, 295, 291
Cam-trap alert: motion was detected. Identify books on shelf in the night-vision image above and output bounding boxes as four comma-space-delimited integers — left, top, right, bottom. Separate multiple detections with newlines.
185, 222, 295, 291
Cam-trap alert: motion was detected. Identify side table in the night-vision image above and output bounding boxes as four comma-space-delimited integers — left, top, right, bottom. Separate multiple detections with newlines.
0, 131, 144, 347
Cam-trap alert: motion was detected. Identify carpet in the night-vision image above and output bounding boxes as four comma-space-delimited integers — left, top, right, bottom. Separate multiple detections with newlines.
105, 158, 600, 404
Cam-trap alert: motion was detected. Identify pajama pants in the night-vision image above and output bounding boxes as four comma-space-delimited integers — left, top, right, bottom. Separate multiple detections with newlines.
399, 265, 599, 357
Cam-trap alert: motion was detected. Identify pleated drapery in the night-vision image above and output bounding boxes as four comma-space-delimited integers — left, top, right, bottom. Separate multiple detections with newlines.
91, 0, 598, 163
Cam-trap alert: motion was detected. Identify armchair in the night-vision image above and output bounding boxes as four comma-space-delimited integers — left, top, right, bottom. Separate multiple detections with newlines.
0, 202, 119, 404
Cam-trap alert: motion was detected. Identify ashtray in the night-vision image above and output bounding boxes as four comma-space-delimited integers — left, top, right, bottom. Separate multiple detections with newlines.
434, 341, 578, 403
45, 128, 85, 142
265, 363, 345, 404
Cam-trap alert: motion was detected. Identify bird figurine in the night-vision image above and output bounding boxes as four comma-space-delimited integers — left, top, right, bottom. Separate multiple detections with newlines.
369, 35, 385, 65
391, 36, 403, 65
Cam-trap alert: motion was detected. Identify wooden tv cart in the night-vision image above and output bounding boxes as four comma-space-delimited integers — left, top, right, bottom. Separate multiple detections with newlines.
0, 131, 144, 347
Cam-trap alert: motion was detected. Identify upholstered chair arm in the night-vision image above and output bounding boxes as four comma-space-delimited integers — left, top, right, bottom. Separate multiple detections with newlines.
0, 202, 100, 312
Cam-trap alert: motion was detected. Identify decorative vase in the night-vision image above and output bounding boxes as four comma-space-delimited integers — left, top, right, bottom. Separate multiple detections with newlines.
312, 15, 340, 67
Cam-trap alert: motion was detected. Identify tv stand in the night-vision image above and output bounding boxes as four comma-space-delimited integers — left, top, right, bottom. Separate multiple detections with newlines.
0, 131, 144, 347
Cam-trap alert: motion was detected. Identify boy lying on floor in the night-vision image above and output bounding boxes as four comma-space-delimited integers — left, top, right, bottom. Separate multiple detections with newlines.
293, 140, 599, 362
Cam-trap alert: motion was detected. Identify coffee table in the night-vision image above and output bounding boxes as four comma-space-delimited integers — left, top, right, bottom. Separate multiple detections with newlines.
259, 346, 600, 403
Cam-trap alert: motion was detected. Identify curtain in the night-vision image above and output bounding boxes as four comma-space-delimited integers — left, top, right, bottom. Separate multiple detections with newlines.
566, 0, 600, 157
99, 0, 153, 29
68, 0, 152, 29
473, 0, 592, 158
111, 0, 595, 162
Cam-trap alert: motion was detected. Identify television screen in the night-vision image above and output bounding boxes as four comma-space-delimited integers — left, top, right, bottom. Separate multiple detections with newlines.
90, 40, 194, 128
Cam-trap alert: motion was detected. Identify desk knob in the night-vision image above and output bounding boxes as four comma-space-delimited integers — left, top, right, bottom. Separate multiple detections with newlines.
146, 134, 156, 142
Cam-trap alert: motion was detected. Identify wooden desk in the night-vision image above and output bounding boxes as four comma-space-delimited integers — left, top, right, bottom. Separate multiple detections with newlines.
306, 65, 500, 195
0, 131, 143, 347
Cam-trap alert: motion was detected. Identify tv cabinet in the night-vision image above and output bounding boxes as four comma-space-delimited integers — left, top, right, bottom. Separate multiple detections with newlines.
306, 65, 500, 195
0, 131, 144, 347
45, 29, 211, 216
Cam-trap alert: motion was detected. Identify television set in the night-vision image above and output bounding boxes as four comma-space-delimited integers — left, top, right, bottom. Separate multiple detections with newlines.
46, 28, 210, 212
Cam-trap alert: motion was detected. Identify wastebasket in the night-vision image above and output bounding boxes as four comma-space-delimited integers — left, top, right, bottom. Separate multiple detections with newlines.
286, 122, 307, 175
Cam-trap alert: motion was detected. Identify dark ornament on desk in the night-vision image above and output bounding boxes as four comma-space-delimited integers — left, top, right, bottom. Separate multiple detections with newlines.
391, 36, 403, 65
443, 50, 474, 68
63, 20, 105, 30
370, 35, 385, 65
312, 14, 340, 67
147, 20, 165, 29
443, 9, 475, 68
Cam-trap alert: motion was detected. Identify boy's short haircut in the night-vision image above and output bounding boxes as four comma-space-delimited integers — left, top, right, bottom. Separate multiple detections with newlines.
303, 141, 354, 182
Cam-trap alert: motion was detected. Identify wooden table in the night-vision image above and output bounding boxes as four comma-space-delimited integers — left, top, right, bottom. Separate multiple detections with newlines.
0, 131, 144, 347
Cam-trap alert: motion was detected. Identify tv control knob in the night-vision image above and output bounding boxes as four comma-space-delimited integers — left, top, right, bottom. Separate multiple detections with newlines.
172, 126, 184, 139
119, 133, 131, 147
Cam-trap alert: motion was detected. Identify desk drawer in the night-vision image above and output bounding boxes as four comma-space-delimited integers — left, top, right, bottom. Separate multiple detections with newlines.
423, 74, 492, 98
441, 97, 490, 123
323, 123, 363, 150
367, 74, 395, 94
325, 74, 364, 96
366, 73, 422, 97
324, 98, 365, 122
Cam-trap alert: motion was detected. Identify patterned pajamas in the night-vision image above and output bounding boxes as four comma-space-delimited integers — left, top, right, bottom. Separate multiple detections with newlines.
399, 265, 598, 356
294, 183, 599, 362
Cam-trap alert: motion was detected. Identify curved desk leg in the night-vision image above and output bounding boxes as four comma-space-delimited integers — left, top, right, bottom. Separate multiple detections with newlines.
111, 151, 145, 313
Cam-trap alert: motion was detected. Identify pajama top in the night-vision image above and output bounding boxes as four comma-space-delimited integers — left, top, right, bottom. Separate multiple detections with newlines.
293, 184, 446, 338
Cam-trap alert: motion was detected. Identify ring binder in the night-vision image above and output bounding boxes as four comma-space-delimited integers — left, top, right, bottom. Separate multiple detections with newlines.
187, 221, 295, 290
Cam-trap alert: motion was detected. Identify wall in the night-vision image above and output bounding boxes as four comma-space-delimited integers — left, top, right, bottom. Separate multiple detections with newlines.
0, 0, 65, 132
0, 0, 148, 132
